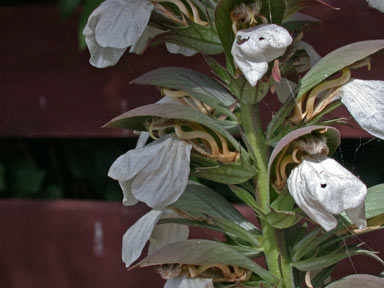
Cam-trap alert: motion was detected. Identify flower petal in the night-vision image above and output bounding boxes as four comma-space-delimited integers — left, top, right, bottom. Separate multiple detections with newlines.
338, 79, 384, 140
287, 156, 367, 231
231, 24, 292, 86
164, 276, 214, 288
166, 43, 198, 57
119, 180, 139, 206
108, 137, 170, 183
122, 209, 162, 268
325, 274, 384, 288
367, 0, 384, 13
83, 12, 127, 68
148, 209, 189, 255
130, 26, 164, 54
94, 0, 153, 49
131, 137, 192, 208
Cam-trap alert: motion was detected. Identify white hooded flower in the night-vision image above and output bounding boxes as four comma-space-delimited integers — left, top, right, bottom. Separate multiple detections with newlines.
164, 275, 214, 288
83, 0, 154, 68
122, 209, 189, 268
108, 135, 192, 208
325, 274, 384, 288
231, 24, 293, 86
336, 79, 384, 140
287, 155, 367, 231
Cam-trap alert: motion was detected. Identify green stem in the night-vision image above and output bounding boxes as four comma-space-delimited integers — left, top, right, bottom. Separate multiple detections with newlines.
240, 104, 270, 213
240, 103, 294, 288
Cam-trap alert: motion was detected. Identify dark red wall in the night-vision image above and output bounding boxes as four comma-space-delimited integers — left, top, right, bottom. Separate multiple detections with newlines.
1, 0, 384, 138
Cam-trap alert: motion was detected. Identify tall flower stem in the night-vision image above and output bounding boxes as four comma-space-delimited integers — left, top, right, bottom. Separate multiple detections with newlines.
240, 103, 294, 288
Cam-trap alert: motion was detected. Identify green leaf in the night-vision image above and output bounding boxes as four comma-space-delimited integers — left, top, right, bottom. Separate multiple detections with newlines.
204, 55, 232, 84
266, 191, 301, 229
215, 0, 236, 73
260, 0, 286, 24
191, 154, 256, 184
231, 77, 270, 104
297, 40, 384, 100
311, 265, 336, 288
229, 185, 262, 214
131, 67, 236, 120
365, 184, 384, 219
153, 17, 223, 55
212, 217, 261, 247
171, 182, 259, 233
138, 240, 278, 285
104, 103, 240, 149
290, 227, 323, 261
78, 0, 103, 50
292, 248, 383, 271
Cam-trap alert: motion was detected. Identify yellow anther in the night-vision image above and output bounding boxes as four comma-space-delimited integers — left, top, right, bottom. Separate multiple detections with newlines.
174, 124, 220, 156
274, 146, 289, 189
151, 1, 187, 25
304, 68, 351, 120
152, 0, 190, 18
288, 94, 306, 124
185, 0, 208, 26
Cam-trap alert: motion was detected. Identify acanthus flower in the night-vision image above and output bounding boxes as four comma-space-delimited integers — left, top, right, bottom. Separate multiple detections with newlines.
231, 24, 293, 86
288, 62, 384, 140
83, 0, 203, 68
287, 154, 367, 231
108, 134, 192, 209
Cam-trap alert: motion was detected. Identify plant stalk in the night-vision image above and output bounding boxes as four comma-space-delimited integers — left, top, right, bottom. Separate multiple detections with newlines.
240, 102, 294, 288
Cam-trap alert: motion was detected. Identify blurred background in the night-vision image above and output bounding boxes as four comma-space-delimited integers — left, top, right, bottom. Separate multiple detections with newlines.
1, 0, 384, 287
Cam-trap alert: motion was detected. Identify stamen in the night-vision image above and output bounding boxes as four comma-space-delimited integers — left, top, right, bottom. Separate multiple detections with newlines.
195, 264, 232, 278
304, 68, 351, 120
274, 146, 289, 188
288, 94, 306, 123
151, 2, 186, 25
174, 124, 219, 156
258, 14, 268, 24
148, 122, 159, 140
185, 0, 208, 26
279, 154, 296, 187
152, 0, 191, 18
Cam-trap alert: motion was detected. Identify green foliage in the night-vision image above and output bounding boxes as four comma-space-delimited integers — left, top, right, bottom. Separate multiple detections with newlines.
153, 17, 223, 54
138, 239, 278, 284
131, 67, 237, 120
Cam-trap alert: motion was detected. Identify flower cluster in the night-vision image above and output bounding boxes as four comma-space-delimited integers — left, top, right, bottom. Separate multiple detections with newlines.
83, 1, 384, 287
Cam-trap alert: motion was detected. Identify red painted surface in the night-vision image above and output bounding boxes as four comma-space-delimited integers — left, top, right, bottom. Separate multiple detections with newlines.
1, 1, 384, 138
0, 200, 382, 288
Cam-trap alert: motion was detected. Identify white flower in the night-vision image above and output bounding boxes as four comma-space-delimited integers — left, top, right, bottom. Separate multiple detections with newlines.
336, 79, 384, 140
122, 209, 189, 268
166, 43, 198, 57
287, 155, 367, 231
164, 275, 214, 288
367, 0, 384, 13
83, 0, 154, 68
231, 24, 293, 86
108, 135, 192, 208
325, 274, 384, 288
